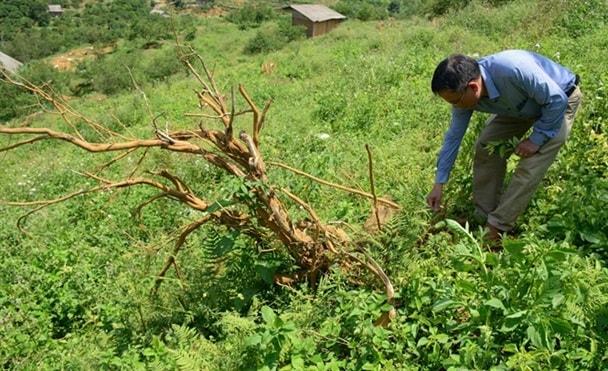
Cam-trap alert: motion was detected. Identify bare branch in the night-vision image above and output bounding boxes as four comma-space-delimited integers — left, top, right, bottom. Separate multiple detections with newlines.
366, 144, 382, 232
268, 160, 401, 210
152, 215, 213, 295
0, 135, 50, 152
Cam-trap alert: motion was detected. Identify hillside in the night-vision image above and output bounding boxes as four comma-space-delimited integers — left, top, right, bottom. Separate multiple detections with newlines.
1, 0, 608, 369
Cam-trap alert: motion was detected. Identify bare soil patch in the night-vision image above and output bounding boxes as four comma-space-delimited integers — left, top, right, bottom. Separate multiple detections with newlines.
49, 46, 113, 72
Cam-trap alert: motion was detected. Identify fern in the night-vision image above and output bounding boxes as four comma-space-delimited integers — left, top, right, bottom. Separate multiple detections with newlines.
166, 324, 221, 370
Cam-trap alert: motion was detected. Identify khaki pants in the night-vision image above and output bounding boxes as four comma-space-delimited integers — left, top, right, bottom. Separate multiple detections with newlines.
473, 86, 582, 231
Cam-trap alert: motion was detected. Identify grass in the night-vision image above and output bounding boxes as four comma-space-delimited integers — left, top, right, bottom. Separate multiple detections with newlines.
2, 0, 608, 369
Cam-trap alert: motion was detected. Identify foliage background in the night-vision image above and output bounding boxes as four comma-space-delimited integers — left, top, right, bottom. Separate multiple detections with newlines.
1, 0, 608, 369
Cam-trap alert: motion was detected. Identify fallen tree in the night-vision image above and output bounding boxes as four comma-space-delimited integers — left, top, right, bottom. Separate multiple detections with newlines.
0, 44, 400, 325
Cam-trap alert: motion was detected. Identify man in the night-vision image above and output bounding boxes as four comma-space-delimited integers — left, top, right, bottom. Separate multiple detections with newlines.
426, 50, 582, 240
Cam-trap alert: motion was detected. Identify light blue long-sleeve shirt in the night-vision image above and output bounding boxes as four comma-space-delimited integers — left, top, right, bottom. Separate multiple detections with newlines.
435, 50, 578, 184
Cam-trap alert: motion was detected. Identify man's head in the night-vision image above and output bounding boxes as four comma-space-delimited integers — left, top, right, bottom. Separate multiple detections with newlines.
432, 54, 483, 109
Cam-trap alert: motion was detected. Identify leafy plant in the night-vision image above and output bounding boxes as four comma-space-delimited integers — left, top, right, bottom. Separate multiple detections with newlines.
225, 1, 276, 30
244, 306, 298, 368
483, 136, 521, 158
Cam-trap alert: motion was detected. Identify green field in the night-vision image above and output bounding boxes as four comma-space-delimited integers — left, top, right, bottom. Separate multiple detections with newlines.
1, 0, 608, 369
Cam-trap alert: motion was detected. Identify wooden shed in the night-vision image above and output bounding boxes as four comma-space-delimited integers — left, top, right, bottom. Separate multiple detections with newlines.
48, 5, 64, 17
284, 4, 346, 38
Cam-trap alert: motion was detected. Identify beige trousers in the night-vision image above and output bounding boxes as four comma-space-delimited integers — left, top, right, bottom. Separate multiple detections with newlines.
473, 86, 582, 231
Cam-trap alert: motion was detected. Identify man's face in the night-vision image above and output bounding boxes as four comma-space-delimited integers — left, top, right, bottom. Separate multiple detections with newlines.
438, 79, 481, 109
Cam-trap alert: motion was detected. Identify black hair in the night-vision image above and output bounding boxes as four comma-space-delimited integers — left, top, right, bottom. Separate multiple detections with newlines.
431, 54, 481, 94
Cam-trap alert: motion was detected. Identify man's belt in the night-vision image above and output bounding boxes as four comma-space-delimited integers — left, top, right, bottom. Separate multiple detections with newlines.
565, 74, 580, 97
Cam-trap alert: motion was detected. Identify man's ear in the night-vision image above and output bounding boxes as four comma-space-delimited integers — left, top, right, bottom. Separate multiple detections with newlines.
469, 77, 481, 93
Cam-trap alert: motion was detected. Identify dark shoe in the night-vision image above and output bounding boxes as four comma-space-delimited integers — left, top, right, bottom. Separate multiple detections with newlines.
483, 222, 503, 241
483, 222, 504, 252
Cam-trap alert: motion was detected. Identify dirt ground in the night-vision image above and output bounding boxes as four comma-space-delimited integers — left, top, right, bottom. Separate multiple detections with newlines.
49, 46, 114, 71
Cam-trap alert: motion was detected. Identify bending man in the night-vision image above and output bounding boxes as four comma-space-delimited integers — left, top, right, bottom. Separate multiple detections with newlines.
426, 50, 582, 240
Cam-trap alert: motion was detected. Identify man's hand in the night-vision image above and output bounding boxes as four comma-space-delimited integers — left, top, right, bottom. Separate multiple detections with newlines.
426, 183, 444, 212
515, 138, 540, 158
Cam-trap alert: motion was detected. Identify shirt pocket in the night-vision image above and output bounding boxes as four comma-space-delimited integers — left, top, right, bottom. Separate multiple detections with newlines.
516, 98, 541, 118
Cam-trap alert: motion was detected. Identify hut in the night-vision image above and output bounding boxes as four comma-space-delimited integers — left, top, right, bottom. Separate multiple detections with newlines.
48, 5, 64, 17
284, 4, 346, 38
0, 52, 23, 73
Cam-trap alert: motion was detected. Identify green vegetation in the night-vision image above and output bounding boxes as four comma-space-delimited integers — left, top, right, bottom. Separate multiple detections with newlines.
1, 0, 608, 369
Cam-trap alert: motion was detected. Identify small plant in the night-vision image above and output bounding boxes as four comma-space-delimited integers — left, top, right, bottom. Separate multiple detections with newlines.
244, 306, 298, 368
483, 136, 521, 158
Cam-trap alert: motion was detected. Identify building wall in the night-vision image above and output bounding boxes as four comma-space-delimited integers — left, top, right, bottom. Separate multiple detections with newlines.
292, 18, 314, 38
312, 19, 342, 37
292, 17, 343, 38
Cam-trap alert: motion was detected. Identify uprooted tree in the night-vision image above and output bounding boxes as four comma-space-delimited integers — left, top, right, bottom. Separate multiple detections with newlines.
0, 45, 401, 325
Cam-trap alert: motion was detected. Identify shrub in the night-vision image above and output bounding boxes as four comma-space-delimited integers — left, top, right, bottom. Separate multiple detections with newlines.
225, 2, 276, 30
243, 19, 305, 55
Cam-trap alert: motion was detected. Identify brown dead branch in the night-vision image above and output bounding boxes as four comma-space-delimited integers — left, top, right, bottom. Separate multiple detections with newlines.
152, 215, 213, 295
268, 160, 401, 210
366, 144, 383, 232
0, 45, 400, 326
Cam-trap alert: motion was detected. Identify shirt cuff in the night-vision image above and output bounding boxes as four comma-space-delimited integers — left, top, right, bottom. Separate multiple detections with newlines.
435, 173, 449, 184
529, 131, 548, 147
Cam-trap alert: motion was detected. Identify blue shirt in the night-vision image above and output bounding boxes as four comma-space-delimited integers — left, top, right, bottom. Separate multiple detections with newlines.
435, 50, 577, 184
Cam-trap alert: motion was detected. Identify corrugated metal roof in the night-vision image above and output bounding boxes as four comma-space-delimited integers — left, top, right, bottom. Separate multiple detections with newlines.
0, 51, 23, 73
286, 4, 346, 22
48, 5, 63, 12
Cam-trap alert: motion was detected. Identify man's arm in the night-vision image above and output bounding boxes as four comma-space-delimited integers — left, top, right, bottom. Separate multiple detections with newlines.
428, 108, 472, 211
514, 68, 569, 147
434, 108, 473, 184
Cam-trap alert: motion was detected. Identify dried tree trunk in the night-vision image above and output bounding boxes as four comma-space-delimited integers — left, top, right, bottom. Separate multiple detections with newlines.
0, 45, 400, 325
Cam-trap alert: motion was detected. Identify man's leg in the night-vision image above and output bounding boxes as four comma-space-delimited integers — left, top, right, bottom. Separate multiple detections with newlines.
488, 87, 582, 231
473, 115, 533, 218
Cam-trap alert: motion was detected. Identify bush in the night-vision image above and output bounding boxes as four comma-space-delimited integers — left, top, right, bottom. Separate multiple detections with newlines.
243, 19, 305, 55
142, 50, 183, 82
87, 50, 141, 95
0, 81, 36, 121
334, 0, 389, 21
225, 2, 276, 30
423, 0, 470, 18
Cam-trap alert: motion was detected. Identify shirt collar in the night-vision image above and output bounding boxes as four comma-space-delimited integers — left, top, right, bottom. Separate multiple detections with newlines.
480, 65, 500, 101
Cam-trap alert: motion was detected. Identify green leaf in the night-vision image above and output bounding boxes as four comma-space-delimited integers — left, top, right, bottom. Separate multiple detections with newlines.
416, 337, 429, 347
501, 310, 527, 332
580, 231, 602, 244
455, 279, 477, 294
527, 323, 552, 350
526, 325, 542, 349
503, 239, 526, 260
432, 298, 455, 313
214, 235, 236, 256
290, 357, 305, 369
445, 218, 465, 230
255, 262, 278, 285
551, 293, 565, 308
433, 333, 451, 344
484, 298, 506, 311
206, 198, 233, 213
502, 343, 519, 353
244, 334, 262, 346
549, 317, 573, 334
261, 306, 277, 325
505, 310, 527, 319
